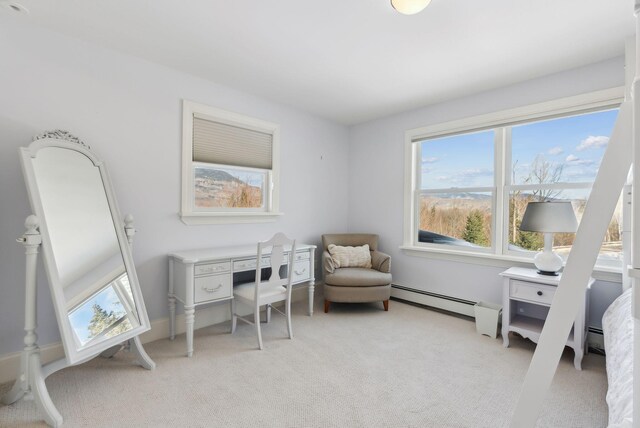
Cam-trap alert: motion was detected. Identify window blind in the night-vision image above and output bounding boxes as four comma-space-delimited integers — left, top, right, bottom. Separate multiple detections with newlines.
192, 115, 273, 170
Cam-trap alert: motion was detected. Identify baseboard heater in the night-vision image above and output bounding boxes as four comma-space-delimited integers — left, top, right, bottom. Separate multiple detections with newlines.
392, 284, 606, 352
391, 284, 476, 318
587, 327, 605, 355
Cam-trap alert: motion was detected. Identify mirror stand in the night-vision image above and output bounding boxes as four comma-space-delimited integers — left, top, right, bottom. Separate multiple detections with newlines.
1, 215, 154, 427
118, 214, 155, 370
2, 215, 63, 427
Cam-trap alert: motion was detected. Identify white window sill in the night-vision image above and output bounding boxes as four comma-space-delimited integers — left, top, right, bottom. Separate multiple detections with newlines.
399, 245, 623, 283
180, 212, 284, 225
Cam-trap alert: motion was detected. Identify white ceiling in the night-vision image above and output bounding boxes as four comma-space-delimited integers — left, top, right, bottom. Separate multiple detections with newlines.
2, 0, 635, 124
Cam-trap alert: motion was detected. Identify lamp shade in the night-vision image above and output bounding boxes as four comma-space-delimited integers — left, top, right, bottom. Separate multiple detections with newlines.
391, 0, 431, 15
519, 201, 578, 233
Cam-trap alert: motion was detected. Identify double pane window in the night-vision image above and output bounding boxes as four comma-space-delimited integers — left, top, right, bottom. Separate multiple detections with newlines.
411, 105, 622, 267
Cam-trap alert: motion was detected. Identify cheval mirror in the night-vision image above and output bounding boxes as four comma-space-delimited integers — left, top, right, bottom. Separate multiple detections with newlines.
2, 130, 155, 427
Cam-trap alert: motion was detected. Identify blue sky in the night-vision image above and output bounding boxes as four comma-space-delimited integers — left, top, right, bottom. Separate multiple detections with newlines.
420, 109, 619, 190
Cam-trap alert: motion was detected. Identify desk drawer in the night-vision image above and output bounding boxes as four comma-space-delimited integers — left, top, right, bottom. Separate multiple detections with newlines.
233, 257, 270, 271
292, 260, 311, 283
509, 280, 555, 305
195, 261, 230, 276
194, 273, 232, 303
293, 251, 310, 262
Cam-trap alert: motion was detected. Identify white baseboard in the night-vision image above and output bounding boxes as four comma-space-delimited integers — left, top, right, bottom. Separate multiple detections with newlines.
391, 285, 476, 317
0, 287, 310, 384
0, 342, 67, 385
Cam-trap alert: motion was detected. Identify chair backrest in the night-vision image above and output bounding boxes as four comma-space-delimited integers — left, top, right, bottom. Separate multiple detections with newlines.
255, 232, 296, 299
322, 233, 378, 252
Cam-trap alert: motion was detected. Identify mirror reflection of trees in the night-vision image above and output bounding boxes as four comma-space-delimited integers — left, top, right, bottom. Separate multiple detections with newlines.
87, 303, 132, 341
68, 278, 137, 347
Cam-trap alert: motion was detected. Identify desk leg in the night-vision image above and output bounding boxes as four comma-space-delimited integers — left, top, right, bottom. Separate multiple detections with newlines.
230, 299, 236, 333
185, 305, 195, 358
169, 296, 176, 340
308, 280, 315, 316
168, 259, 176, 340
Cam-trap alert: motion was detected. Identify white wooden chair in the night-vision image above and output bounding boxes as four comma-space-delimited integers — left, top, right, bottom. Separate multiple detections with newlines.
231, 233, 296, 350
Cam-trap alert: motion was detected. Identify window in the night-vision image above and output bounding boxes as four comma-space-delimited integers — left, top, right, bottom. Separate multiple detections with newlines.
418, 130, 495, 251
181, 101, 281, 224
404, 88, 625, 271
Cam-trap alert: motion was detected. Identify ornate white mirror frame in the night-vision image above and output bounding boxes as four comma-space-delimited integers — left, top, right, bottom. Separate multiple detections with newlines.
2, 130, 155, 427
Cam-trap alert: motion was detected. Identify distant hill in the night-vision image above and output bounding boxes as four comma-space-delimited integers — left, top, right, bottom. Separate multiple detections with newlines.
195, 168, 243, 184
432, 192, 492, 200
194, 167, 262, 208
425, 191, 564, 202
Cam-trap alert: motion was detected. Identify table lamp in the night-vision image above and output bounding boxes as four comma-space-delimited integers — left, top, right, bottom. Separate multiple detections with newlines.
519, 201, 578, 275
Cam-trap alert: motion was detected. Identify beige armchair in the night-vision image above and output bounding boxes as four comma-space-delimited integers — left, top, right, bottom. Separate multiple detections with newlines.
322, 234, 392, 313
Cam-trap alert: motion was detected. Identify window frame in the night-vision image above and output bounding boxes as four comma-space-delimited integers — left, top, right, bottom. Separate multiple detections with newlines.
181, 100, 282, 224
403, 87, 625, 275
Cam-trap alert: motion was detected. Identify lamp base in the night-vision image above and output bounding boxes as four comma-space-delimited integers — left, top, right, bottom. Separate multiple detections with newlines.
533, 237, 563, 276
536, 270, 559, 276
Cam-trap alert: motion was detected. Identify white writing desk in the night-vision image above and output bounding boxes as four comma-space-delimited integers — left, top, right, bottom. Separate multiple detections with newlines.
168, 244, 316, 356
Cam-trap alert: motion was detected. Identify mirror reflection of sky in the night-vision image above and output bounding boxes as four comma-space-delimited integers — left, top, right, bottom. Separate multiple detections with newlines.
420, 109, 618, 191
68, 285, 125, 346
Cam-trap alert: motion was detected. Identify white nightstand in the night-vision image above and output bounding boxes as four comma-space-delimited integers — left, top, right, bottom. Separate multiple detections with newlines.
500, 267, 593, 370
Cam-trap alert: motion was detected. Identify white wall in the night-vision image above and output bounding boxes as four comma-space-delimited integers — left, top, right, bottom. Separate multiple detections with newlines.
0, 21, 350, 357
347, 57, 626, 328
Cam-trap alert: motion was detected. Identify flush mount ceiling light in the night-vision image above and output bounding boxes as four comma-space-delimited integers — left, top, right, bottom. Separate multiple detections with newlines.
391, 0, 431, 15
0, 1, 29, 14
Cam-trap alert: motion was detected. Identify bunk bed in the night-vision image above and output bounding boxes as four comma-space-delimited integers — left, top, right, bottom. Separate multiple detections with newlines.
509, 2, 640, 424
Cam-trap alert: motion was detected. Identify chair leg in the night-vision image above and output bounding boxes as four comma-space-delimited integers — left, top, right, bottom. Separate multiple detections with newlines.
255, 306, 264, 350
324, 300, 330, 313
231, 299, 237, 333
286, 299, 293, 339
383, 300, 389, 311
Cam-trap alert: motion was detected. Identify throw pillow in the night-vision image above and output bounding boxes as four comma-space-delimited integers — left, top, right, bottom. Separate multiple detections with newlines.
327, 244, 372, 269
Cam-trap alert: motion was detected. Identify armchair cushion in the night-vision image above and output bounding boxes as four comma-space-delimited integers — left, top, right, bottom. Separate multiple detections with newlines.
327, 244, 372, 269
324, 267, 392, 287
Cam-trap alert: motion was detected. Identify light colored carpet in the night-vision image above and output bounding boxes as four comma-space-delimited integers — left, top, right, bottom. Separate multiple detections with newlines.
0, 298, 608, 427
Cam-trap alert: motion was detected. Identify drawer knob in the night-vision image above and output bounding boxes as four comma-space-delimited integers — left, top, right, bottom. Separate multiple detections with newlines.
537, 291, 543, 296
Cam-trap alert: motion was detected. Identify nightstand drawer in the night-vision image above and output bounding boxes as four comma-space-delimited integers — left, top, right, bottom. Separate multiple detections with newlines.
195, 261, 230, 276
509, 280, 555, 305
194, 273, 232, 303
